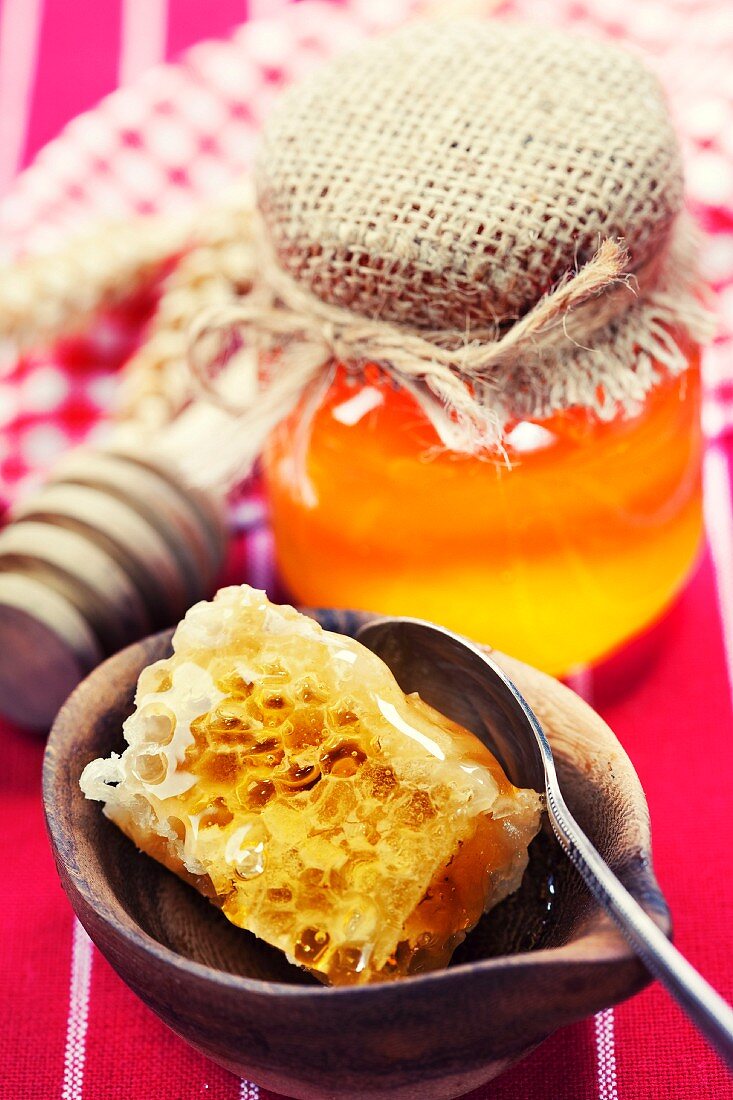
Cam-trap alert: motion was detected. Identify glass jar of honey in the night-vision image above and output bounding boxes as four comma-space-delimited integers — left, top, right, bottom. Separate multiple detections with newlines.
201, 20, 713, 678
264, 351, 702, 677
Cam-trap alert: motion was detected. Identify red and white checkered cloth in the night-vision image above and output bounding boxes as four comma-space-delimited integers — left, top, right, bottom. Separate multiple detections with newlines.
2, 2, 733, 1099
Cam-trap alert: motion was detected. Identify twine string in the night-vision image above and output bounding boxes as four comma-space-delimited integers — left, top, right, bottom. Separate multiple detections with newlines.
187, 209, 685, 455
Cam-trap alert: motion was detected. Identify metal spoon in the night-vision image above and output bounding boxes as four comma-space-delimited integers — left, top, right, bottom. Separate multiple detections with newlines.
357, 616, 733, 1069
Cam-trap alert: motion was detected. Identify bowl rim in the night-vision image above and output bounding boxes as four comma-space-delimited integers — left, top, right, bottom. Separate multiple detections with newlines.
43, 622, 671, 1005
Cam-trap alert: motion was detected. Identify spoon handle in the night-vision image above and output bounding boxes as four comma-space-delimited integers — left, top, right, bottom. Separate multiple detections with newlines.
546, 784, 733, 1068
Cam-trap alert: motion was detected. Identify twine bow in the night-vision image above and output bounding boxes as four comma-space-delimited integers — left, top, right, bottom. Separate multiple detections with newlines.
187, 210, 705, 457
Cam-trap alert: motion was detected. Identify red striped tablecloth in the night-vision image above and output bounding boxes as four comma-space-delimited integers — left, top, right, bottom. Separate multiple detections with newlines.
2, 2, 733, 1098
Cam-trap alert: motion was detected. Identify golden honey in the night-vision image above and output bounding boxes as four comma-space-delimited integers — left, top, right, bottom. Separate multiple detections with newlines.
263, 352, 703, 677
81, 586, 541, 985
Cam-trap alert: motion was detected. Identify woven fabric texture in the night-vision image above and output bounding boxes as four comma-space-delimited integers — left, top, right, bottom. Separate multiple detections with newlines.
258, 20, 682, 330
248, 20, 709, 435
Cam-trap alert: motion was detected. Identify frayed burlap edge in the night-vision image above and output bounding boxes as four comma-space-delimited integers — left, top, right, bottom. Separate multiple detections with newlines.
188, 209, 714, 473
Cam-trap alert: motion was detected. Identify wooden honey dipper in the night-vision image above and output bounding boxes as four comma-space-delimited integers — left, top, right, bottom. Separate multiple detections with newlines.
0, 196, 261, 730
0, 434, 230, 730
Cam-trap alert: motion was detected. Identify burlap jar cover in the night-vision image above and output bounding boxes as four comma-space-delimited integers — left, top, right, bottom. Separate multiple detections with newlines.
190, 19, 714, 466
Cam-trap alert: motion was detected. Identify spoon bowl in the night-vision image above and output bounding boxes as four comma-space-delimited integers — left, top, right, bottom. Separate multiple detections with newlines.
356, 616, 547, 790
359, 616, 733, 1070
43, 608, 671, 1100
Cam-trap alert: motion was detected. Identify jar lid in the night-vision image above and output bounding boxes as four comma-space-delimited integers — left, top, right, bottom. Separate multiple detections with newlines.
190, 20, 712, 461
256, 21, 683, 331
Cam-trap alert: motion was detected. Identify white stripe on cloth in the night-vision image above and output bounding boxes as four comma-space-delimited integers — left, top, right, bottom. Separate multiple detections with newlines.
703, 400, 733, 442
119, 0, 168, 86
239, 1080, 261, 1100
61, 920, 94, 1100
246, 523, 276, 593
594, 1008, 619, 1100
704, 443, 733, 695
230, 497, 267, 533
0, 0, 44, 195
566, 668, 619, 1099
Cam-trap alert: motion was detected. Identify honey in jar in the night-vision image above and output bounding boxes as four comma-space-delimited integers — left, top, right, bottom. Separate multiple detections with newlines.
201, 21, 712, 677
264, 354, 702, 676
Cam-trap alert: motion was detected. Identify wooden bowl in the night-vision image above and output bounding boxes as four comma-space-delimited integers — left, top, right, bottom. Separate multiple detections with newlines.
43, 609, 671, 1100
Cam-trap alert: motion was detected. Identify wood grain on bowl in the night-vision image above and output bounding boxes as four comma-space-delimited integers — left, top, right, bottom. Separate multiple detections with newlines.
43, 611, 671, 1100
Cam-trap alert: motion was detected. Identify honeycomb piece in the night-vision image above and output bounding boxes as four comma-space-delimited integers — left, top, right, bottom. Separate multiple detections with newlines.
81, 587, 542, 985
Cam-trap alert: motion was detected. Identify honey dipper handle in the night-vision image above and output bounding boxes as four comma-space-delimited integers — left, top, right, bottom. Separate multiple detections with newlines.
544, 778, 733, 1070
